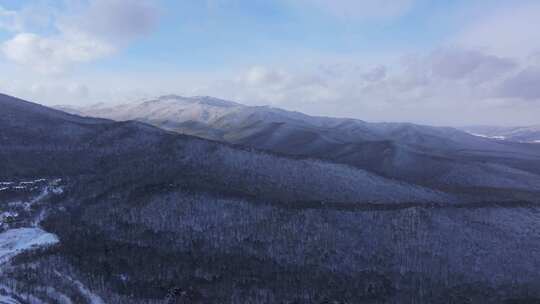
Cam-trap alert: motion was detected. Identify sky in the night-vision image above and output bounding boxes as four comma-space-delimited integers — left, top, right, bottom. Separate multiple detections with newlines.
0, 0, 540, 126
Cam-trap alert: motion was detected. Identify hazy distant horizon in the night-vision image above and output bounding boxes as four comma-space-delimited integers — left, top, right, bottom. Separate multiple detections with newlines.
42, 93, 537, 129
1, 0, 540, 126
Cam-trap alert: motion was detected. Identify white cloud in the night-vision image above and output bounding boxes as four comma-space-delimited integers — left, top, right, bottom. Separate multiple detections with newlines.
243, 66, 289, 87
2, 32, 114, 74
456, 2, 540, 58
361, 65, 387, 82
0, 70, 93, 106
0, 0, 160, 73
195, 46, 540, 125
59, 0, 159, 43
497, 67, 540, 100
429, 48, 517, 83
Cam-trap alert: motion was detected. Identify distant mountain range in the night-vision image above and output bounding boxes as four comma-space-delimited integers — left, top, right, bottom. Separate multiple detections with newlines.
58, 95, 540, 196
462, 125, 540, 143
2, 92, 540, 303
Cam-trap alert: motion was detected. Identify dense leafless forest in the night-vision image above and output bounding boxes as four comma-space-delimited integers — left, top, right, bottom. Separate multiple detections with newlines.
1, 93, 540, 303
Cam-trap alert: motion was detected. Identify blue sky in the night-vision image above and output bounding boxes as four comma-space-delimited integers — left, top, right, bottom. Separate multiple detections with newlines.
56, 0, 463, 71
1, 0, 540, 125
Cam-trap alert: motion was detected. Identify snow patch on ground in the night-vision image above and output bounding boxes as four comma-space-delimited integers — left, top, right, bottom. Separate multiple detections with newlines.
0, 228, 59, 264
469, 132, 506, 140
54, 271, 106, 304
0, 294, 22, 304
0, 284, 46, 304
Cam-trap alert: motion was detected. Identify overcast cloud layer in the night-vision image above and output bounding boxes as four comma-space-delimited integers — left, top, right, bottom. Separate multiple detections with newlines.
0, 0, 539, 126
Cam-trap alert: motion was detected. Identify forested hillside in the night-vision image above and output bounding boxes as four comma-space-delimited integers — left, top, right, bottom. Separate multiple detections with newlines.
2, 93, 540, 303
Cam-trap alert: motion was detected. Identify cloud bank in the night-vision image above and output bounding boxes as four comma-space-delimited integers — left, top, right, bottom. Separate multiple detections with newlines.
197, 45, 539, 125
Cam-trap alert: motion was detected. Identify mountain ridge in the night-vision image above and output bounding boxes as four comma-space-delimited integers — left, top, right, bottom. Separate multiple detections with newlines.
1, 92, 453, 203
56, 95, 540, 194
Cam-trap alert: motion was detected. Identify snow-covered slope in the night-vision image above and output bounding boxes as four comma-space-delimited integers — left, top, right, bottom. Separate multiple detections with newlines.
0, 228, 58, 264
58, 95, 540, 193
463, 125, 540, 143
62, 95, 536, 153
